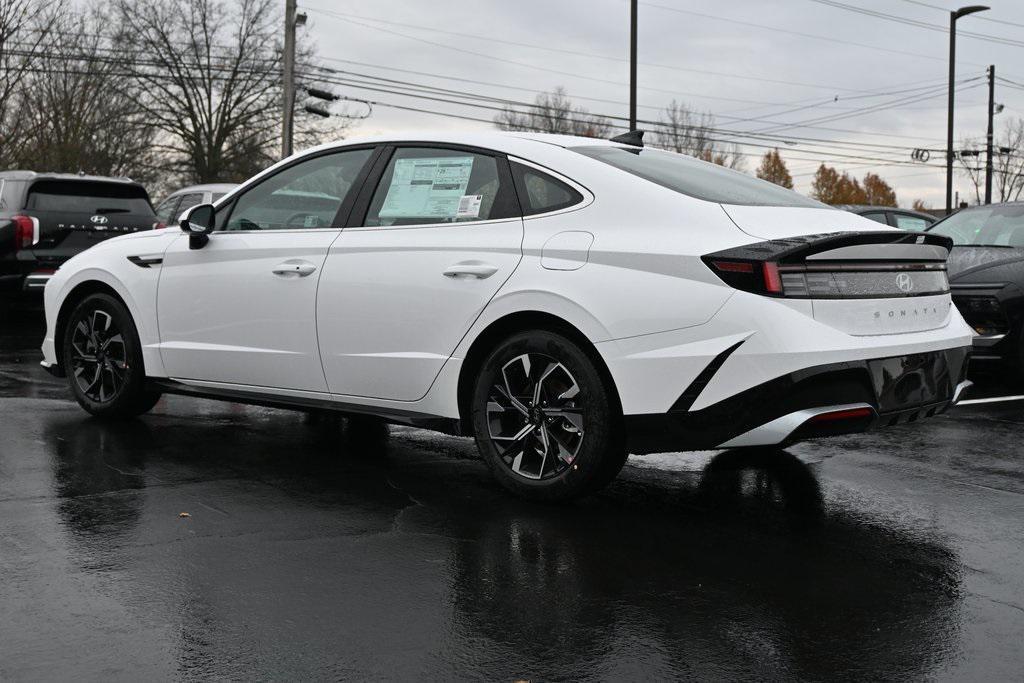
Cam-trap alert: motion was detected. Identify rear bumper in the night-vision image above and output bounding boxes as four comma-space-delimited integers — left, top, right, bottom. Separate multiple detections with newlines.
624, 346, 971, 454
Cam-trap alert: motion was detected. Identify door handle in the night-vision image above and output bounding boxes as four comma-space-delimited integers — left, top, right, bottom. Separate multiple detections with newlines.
272, 261, 317, 277
443, 262, 499, 279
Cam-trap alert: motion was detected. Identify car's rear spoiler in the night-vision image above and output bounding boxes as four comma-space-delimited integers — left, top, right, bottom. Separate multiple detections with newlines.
707, 230, 952, 265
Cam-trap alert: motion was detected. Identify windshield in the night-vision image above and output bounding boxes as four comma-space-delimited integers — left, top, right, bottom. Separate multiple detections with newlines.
571, 145, 826, 208
929, 204, 1024, 247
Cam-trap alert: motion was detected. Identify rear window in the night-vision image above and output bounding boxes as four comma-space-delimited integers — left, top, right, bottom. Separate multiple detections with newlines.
929, 204, 1024, 247
571, 145, 825, 208
26, 180, 154, 216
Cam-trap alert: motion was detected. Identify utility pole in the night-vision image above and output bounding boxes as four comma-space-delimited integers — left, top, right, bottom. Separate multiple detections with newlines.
629, 0, 637, 131
985, 64, 995, 204
281, 0, 297, 159
946, 5, 989, 213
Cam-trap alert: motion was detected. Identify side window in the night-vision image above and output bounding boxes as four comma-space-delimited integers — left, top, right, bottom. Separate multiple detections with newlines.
860, 211, 888, 225
154, 196, 181, 224
363, 147, 514, 227
511, 161, 584, 216
174, 192, 204, 216
224, 148, 373, 231
894, 214, 930, 231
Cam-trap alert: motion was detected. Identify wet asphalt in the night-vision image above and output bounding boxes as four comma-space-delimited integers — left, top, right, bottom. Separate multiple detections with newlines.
1, 300, 1023, 681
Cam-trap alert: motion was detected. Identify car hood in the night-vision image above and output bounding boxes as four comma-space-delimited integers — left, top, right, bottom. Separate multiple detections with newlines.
720, 204, 895, 240
946, 246, 1024, 280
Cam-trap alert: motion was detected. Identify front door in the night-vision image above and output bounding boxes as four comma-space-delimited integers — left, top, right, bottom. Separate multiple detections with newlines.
317, 145, 524, 401
156, 147, 376, 391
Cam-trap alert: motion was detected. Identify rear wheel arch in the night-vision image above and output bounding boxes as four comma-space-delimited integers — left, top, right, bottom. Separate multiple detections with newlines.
456, 311, 622, 434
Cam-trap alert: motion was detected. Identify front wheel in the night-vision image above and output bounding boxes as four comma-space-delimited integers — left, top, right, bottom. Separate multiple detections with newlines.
471, 330, 626, 501
62, 293, 161, 419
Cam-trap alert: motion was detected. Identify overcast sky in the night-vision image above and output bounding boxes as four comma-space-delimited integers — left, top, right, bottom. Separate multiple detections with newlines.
298, 0, 1024, 208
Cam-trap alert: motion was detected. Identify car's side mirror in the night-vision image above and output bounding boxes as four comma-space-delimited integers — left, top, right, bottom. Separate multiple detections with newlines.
180, 203, 216, 249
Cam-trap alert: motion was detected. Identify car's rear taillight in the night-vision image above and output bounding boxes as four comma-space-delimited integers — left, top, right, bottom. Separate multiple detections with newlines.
707, 259, 784, 295
703, 232, 953, 299
12, 215, 39, 250
153, 221, 167, 230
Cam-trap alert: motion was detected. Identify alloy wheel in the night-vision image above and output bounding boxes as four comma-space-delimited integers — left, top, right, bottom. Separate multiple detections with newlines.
486, 353, 585, 480
70, 309, 128, 403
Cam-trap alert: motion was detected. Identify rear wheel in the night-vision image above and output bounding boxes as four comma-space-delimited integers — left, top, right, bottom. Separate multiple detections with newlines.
62, 293, 161, 419
471, 330, 626, 501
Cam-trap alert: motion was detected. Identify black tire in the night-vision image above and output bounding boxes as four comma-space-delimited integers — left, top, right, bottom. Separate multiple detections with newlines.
471, 330, 626, 501
61, 293, 161, 419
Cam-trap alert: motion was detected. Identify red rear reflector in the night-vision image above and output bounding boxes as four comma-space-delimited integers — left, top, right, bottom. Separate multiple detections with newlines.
763, 262, 783, 293
809, 407, 873, 423
13, 215, 36, 250
712, 260, 754, 273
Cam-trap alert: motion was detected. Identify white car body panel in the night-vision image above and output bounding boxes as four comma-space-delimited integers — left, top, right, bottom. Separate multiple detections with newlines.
317, 216, 524, 400
156, 230, 338, 391
41, 130, 974, 453
721, 204, 877, 240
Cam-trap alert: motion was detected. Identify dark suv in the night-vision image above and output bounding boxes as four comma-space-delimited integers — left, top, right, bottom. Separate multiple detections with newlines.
0, 171, 157, 294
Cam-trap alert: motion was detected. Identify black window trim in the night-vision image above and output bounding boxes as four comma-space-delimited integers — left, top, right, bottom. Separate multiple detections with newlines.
215, 143, 384, 233
507, 155, 592, 219
156, 195, 184, 224
346, 141, 521, 230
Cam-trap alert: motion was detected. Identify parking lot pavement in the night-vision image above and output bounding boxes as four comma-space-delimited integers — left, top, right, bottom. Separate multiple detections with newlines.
1, 303, 1022, 681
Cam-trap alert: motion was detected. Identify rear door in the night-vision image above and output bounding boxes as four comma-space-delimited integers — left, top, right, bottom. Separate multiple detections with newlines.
21, 179, 156, 268
317, 144, 524, 400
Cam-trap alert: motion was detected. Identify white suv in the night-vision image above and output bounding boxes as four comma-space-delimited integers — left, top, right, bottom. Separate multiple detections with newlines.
40, 131, 973, 500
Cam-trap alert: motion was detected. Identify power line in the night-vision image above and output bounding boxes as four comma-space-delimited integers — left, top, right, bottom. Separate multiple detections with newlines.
6, 43, 970, 163
308, 8, 894, 95
896, 0, 1024, 30
640, 1, 989, 68
807, 0, 1024, 49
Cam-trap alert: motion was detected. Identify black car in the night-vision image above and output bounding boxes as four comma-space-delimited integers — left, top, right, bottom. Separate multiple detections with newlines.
841, 204, 937, 231
928, 202, 1024, 371
0, 171, 157, 294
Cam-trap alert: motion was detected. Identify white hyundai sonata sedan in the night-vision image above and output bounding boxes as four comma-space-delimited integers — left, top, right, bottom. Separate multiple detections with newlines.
40, 131, 973, 500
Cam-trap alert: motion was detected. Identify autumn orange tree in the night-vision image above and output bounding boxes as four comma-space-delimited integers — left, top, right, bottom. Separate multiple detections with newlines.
810, 164, 897, 206
755, 149, 793, 188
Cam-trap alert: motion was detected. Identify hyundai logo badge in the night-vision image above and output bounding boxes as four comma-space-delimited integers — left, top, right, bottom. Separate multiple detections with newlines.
90, 215, 109, 224
896, 272, 914, 293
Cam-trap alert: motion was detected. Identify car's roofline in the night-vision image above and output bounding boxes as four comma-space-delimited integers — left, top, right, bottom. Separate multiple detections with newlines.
164, 183, 238, 196
0, 170, 143, 186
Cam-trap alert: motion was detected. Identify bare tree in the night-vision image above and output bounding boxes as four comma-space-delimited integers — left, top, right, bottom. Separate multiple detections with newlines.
495, 87, 612, 138
14, 2, 159, 181
957, 118, 1024, 204
114, 0, 347, 187
0, 0, 60, 167
653, 101, 744, 170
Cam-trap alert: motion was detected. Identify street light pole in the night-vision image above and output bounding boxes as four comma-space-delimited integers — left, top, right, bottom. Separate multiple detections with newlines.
629, 0, 637, 131
946, 5, 989, 213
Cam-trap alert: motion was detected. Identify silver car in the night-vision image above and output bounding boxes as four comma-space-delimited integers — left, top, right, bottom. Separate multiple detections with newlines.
153, 183, 237, 228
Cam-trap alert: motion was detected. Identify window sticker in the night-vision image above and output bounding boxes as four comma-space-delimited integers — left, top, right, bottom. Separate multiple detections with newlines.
379, 156, 474, 219
456, 194, 483, 218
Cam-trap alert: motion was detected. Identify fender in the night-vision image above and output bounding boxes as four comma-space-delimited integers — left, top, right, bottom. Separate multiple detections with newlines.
46, 232, 173, 378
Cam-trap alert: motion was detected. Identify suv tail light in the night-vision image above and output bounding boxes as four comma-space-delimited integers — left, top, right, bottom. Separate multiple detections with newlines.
13, 215, 39, 250
153, 221, 167, 230
703, 231, 952, 299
